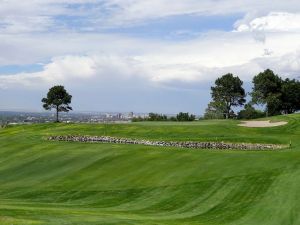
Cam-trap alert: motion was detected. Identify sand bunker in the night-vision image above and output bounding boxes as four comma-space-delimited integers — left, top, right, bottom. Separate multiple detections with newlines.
239, 120, 287, 128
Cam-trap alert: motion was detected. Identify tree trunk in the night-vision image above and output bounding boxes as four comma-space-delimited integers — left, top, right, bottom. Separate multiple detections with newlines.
226, 105, 230, 119
56, 106, 59, 122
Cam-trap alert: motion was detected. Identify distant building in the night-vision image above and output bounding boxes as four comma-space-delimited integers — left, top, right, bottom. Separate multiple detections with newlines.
116, 113, 122, 119
128, 112, 134, 118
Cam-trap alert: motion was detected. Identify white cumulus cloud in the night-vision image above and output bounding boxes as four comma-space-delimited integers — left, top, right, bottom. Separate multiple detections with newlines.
0, 55, 97, 88
236, 12, 300, 32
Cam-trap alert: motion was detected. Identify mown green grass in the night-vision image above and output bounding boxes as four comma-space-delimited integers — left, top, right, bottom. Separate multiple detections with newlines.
0, 114, 300, 224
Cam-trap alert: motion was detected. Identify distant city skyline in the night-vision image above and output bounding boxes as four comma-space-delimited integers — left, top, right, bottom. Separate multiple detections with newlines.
1, 1, 300, 114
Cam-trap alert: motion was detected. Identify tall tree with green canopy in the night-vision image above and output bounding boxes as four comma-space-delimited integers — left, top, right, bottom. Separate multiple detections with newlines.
281, 78, 300, 114
211, 73, 246, 119
42, 85, 73, 122
251, 69, 282, 116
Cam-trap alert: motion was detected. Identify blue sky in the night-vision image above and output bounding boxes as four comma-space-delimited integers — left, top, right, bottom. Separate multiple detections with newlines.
103, 14, 242, 40
1, 0, 300, 114
0, 64, 44, 75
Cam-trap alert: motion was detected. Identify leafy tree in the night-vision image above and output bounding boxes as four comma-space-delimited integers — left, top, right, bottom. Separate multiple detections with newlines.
148, 113, 168, 121
189, 114, 196, 121
238, 103, 265, 119
42, 85, 72, 122
211, 73, 246, 119
169, 116, 177, 121
0, 120, 8, 128
204, 101, 226, 119
132, 117, 144, 122
252, 69, 282, 116
176, 112, 196, 121
281, 78, 300, 114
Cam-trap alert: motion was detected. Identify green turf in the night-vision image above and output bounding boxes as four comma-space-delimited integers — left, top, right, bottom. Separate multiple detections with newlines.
0, 114, 300, 224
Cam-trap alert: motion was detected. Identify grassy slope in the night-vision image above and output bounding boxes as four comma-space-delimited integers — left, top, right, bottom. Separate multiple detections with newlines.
0, 114, 300, 224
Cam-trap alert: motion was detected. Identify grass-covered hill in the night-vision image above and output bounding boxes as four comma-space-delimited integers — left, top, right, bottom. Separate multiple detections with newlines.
0, 114, 300, 224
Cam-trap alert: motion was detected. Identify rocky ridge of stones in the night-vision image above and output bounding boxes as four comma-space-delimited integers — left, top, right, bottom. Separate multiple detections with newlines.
48, 135, 287, 150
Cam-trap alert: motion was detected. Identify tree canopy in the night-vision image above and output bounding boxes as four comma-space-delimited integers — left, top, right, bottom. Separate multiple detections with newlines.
204, 101, 227, 119
237, 104, 265, 120
176, 112, 196, 121
281, 78, 300, 114
251, 69, 300, 116
211, 73, 246, 119
148, 113, 168, 121
251, 69, 282, 116
42, 85, 72, 122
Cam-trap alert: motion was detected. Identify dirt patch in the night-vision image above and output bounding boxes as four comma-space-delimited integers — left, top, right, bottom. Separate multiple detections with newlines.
239, 120, 288, 128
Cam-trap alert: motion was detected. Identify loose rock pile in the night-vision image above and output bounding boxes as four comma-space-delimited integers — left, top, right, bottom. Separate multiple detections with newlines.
48, 135, 286, 151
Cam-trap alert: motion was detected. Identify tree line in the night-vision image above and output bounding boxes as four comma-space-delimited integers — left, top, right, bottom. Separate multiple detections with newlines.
41, 69, 299, 122
41, 87, 197, 122
205, 69, 300, 119
132, 112, 196, 122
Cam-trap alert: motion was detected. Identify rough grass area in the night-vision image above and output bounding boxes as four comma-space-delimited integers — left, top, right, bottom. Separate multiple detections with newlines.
0, 114, 300, 224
